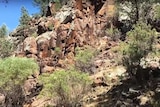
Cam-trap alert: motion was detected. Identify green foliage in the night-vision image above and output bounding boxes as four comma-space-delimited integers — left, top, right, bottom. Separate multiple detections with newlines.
33, 0, 61, 16
31, 32, 38, 37
75, 46, 97, 73
54, 1, 62, 11
0, 24, 7, 38
48, 23, 54, 31
153, 100, 160, 107
106, 27, 121, 41
0, 38, 14, 58
55, 47, 61, 54
75, 47, 95, 64
39, 69, 91, 106
0, 24, 13, 58
32, 13, 41, 19
19, 6, 31, 27
122, 22, 157, 74
0, 57, 39, 89
153, 4, 160, 19
34, 0, 49, 16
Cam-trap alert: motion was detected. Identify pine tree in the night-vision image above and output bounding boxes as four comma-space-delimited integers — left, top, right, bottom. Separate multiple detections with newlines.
33, 0, 50, 16
19, 6, 31, 27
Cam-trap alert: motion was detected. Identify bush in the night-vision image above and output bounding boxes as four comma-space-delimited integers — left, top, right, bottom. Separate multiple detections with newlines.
0, 57, 39, 89
75, 46, 97, 73
0, 24, 7, 38
75, 47, 95, 64
39, 69, 91, 107
122, 22, 157, 76
106, 27, 121, 41
0, 38, 14, 58
0, 57, 39, 106
153, 4, 160, 19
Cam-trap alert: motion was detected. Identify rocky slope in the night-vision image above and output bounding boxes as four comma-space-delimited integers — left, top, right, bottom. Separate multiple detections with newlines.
6, 0, 160, 107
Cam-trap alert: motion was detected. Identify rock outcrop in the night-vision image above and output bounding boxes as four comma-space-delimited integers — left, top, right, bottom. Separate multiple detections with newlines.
10, 0, 116, 74
9, 1, 119, 106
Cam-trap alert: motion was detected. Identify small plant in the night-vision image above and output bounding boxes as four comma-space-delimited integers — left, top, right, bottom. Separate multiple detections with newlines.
39, 69, 91, 107
75, 46, 95, 64
31, 32, 38, 37
48, 23, 54, 31
55, 47, 61, 54
153, 4, 160, 19
106, 27, 121, 41
75, 46, 96, 73
54, 0, 62, 12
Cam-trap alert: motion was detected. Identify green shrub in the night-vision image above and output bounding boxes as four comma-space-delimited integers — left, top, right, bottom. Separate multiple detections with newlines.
55, 47, 61, 54
0, 57, 39, 88
31, 32, 38, 37
75, 47, 95, 64
153, 4, 160, 19
0, 57, 39, 106
106, 27, 121, 41
122, 22, 157, 76
0, 24, 7, 38
39, 69, 91, 107
48, 23, 54, 31
75, 46, 97, 73
0, 38, 14, 58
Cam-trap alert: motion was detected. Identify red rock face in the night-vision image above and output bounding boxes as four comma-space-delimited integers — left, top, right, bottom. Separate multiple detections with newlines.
13, 0, 116, 75
23, 37, 37, 55
36, 37, 51, 58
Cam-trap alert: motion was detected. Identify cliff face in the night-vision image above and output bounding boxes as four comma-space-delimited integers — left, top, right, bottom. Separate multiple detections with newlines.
10, 0, 116, 73
7, 1, 118, 106
6, 1, 160, 107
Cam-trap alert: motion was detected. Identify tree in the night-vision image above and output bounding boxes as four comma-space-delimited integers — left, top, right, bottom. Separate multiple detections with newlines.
0, 24, 7, 38
33, 0, 50, 16
122, 22, 157, 82
0, 24, 13, 58
34, 0, 65, 16
0, 38, 14, 58
19, 6, 31, 27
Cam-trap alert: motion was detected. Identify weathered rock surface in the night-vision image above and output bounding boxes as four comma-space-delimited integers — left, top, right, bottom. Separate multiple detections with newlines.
9, 1, 126, 106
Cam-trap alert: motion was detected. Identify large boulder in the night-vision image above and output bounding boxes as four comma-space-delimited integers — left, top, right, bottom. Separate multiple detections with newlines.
36, 32, 52, 58
24, 37, 37, 55
55, 5, 74, 24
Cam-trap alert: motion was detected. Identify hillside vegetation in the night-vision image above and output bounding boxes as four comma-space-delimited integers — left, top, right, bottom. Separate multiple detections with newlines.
1, 0, 160, 107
